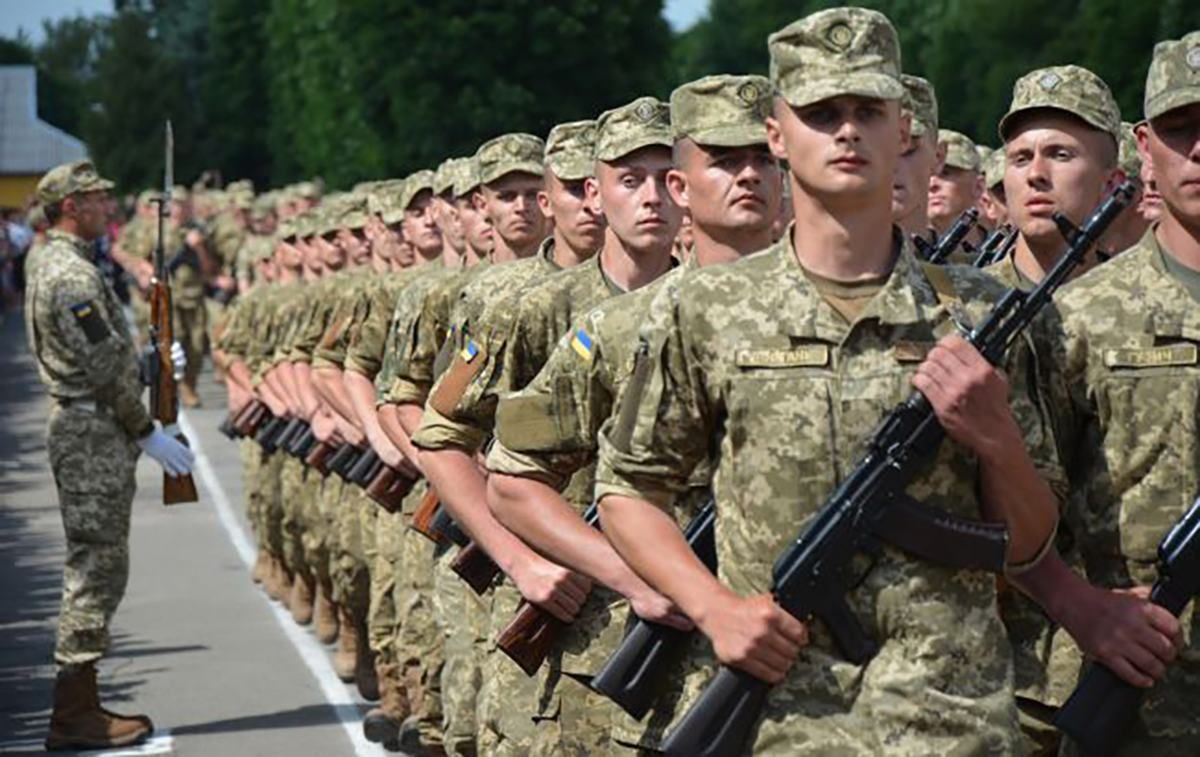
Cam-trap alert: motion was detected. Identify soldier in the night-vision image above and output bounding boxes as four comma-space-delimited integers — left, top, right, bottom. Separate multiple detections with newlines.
595, 7, 1063, 753
1101, 121, 1153, 254
485, 73, 781, 753
984, 65, 1125, 290
979, 147, 1009, 228
26, 160, 193, 750
891, 75, 943, 253
1016, 31, 1200, 756
928, 129, 984, 237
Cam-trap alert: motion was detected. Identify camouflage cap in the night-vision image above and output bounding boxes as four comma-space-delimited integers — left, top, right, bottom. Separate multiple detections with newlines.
399, 169, 436, 210
433, 158, 464, 196
594, 96, 672, 162
292, 181, 321, 200
939, 129, 980, 171
366, 178, 408, 224
453, 156, 484, 198
975, 144, 994, 165
901, 75, 938, 138
353, 179, 390, 194
136, 189, 157, 207
984, 148, 1006, 190
27, 203, 47, 229
226, 179, 254, 195
545, 120, 599, 181
768, 7, 903, 110
1145, 31, 1200, 120
1117, 121, 1142, 179
36, 160, 115, 205
477, 133, 545, 185
670, 74, 771, 148
999, 65, 1121, 143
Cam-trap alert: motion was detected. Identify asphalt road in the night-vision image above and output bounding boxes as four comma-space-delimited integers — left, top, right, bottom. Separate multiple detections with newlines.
0, 311, 380, 756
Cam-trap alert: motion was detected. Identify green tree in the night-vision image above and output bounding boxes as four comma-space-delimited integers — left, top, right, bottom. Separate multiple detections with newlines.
203, 0, 271, 186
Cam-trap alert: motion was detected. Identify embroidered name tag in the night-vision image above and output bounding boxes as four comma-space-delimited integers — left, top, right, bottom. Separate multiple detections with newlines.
736, 346, 829, 368
893, 340, 934, 363
1104, 344, 1199, 368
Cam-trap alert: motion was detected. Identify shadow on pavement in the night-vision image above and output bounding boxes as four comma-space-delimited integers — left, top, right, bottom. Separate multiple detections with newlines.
171, 702, 367, 736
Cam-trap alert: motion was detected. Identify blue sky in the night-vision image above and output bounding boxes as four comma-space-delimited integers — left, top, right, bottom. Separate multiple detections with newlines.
2, 0, 712, 44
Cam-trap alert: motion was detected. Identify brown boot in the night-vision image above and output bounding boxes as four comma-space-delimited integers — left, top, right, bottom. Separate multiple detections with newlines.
362, 661, 407, 746
333, 606, 358, 682
179, 381, 201, 409
314, 584, 339, 644
355, 620, 379, 701
252, 549, 269, 585
44, 664, 153, 751
290, 572, 315, 626
264, 557, 283, 601
276, 565, 294, 604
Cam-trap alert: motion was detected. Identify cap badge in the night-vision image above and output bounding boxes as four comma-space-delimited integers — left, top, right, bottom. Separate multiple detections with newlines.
1186, 47, 1200, 72
505, 140, 524, 156
826, 22, 853, 50
737, 82, 761, 106
634, 100, 658, 123
1038, 71, 1062, 91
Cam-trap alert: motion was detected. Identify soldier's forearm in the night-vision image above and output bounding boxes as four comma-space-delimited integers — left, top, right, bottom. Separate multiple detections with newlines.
978, 441, 1060, 568
292, 362, 321, 420
313, 366, 361, 430
378, 404, 422, 471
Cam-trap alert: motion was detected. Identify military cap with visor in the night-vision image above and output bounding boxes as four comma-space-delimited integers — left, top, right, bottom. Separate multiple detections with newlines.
768, 6, 904, 109
670, 74, 771, 147
998, 65, 1121, 145
37, 160, 115, 205
900, 74, 938, 137
594, 96, 672, 162
544, 120, 599, 181
939, 129, 981, 172
477, 133, 545, 185
1144, 31, 1200, 120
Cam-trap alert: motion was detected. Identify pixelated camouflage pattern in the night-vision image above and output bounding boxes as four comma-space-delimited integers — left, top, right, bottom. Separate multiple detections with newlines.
1144, 31, 1200, 120
477, 582, 539, 757
670, 74, 771, 148
24, 230, 153, 438
999, 64, 1120, 142
36, 160, 114, 205
376, 264, 464, 405
454, 156, 485, 199
433, 547, 488, 755
940, 129, 980, 171
545, 120, 599, 181
477, 133, 545, 185
595, 230, 1067, 754
984, 147, 1006, 190
401, 169, 437, 211
345, 270, 421, 379
1051, 228, 1200, 751
594, 97, 672, 162
1118, 121, 1142, 179
768, 6, 904, 109
901, 74, 938, 138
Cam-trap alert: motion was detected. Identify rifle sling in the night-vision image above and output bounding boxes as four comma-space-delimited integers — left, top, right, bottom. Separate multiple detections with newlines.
867, 494, 1008, 573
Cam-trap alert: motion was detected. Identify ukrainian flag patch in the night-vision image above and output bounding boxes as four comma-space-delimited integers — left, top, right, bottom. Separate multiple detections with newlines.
571, 328, 594, 361
70, 302, 93, 318
460, 338, 480, 363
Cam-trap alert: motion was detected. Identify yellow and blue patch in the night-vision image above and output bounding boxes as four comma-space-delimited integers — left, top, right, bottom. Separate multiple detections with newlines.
570, 328, 594, 361
70, 302, 93, 318
460, 338, 480, 363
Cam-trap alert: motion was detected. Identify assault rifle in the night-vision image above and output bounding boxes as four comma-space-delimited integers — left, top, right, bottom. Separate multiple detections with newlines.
147, 120, 198, 505
972, 224, 1019, 269
590, 499, 717, 717
661, 182, 1136, 757
924, 208, 980, 264
1054, 496, 1200, 755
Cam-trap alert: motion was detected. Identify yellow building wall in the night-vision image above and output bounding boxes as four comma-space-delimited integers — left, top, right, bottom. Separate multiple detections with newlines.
0, 175, 40, 210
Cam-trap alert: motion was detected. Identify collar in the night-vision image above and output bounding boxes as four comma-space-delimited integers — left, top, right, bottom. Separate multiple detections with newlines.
47, 228, 94, 264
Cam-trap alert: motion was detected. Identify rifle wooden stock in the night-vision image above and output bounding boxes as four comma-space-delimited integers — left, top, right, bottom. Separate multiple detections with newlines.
366, 465, 418, 513
329, 444, 362, 481
497, 601, 563, 677
233, 399, 268, 437
410, 489, 448, 544
305, 440, 338, 475
450, 540, 501, 595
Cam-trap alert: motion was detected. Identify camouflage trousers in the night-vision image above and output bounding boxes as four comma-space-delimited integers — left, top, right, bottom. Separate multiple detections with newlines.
239, 439, 262, 545
257, 451, 285, 560
433, 545, 488, 756
392, 506, 443, 747
477, 582, 538, 756
172, 303, 206, 388
305, 473, 342, 593
532, 670, 620, 757
368, 508, 404, 663
331, 485, 371, 616
279, 456, 312, 579
46, 404, 138, 669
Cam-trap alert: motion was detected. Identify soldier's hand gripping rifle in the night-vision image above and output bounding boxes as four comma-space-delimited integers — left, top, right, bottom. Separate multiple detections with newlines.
148, 121, 199, 506
661, 182, 1136, 757
1054, 496, 1200, 756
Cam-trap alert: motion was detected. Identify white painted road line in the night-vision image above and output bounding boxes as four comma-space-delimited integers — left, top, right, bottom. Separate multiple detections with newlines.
177, 413, 377, 757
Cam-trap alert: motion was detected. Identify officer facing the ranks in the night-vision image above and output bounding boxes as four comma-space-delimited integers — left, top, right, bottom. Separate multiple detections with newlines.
928, 128, 984, 237
26, 161, 195, 751
485, 72, 782, 753
595, 7, 1065, 753
891, 74, 943, 252
1018, 31, 1200, 756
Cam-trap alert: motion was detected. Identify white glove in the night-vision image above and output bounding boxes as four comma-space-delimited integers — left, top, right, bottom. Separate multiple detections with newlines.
137, 427, 195, 477
170, 341, 187, 381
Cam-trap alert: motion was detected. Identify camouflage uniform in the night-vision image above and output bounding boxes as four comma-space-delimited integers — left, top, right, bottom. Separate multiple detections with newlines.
24, 164, 153, 669
1049, 33, 1200, 756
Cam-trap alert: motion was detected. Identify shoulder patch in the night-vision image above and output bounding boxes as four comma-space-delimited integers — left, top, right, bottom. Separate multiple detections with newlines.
430, 339, 487, 417
495, 387, 580, 453
570, 328, 594, 362
320, 315, 351, 350
69, 301, 110, 344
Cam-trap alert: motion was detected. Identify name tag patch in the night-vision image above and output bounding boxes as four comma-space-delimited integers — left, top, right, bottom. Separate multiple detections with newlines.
1104, 344, 1199, 369
736, 345, 829, 368
893, 340, 934, 363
